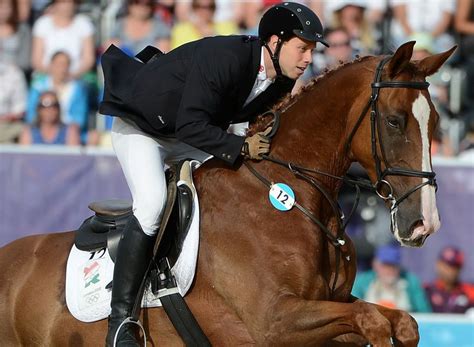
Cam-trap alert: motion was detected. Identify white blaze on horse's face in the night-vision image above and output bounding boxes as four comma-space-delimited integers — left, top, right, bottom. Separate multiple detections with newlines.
409, 93, 441, 239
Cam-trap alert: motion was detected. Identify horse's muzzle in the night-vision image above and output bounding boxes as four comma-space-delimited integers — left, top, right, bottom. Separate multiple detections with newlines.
401, 223, 431, 247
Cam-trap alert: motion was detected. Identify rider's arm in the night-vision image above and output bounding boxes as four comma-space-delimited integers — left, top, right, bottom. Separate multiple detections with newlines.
176, 50, 246, 165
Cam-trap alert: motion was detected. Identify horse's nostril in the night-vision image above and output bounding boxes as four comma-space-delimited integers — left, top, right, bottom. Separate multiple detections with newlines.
415, 233, 429, 245
410, 220, 424, 233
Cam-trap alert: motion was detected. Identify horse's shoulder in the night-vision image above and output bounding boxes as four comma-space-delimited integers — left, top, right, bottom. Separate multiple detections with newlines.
193, 159, 243, 189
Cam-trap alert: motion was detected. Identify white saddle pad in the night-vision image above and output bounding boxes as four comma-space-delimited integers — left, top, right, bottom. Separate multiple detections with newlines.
65, 189, 201, 323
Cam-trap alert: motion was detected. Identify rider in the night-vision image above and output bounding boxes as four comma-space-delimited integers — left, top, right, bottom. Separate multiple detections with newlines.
99, 2, 328, 345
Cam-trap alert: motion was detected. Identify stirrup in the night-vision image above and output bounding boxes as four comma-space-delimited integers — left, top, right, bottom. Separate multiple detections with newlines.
113, 317, 147, 347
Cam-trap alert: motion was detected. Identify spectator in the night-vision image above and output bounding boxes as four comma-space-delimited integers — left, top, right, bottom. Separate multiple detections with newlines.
327, 0, 377, 55
352, 244, 432, 312
28, 0, 50, 24
19, 90, 80, 145
297, 26, 355, 91
31, 0, 95, 79
172, 0, 238, 24
390, 0, 456, 54
317, 26, 354, 74
154, 0, 177, 27
170, 0, 237, 49
235, 0, 264, 36
26, 51, 88, 141
0, 61, 28, 143
431, 127, 454, 157
0, 0, 32, 73
424, 246, 474, 313
324, 27, 355, 65
16, 0, 31, 23
105, 0, 170, 56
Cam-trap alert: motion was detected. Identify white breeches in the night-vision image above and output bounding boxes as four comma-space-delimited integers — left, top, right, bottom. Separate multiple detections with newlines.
111, 118, 211, 236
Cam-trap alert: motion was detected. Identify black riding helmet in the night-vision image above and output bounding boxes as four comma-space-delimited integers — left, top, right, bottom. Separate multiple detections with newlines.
258, 2, 328, 78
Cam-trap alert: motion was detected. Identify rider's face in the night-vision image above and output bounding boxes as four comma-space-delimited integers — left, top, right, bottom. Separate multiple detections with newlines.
278, 36, 315, 80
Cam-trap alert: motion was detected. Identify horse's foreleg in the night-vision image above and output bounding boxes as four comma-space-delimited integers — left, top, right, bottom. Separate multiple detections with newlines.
350, 296, 419, 347
322, 333, 369, 347
262, 296, 392, 347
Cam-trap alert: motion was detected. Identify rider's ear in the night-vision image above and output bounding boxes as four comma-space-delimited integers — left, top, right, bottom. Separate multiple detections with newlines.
268, 35, 279, 50
416, 46, 457, 77
387, 41, 415, 79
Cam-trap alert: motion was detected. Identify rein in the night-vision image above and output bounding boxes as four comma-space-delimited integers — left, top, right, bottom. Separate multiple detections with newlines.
244, 55, 435, 297
244, 156, 359, 298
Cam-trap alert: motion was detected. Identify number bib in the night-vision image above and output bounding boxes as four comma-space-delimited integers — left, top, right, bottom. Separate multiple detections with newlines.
269, 183, 295, 211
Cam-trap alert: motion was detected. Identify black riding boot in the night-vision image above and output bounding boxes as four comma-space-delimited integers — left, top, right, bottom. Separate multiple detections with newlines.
105, 215, 155, 347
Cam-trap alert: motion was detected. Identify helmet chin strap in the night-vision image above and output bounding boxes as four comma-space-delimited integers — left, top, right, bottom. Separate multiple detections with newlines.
262, 38, 284, 79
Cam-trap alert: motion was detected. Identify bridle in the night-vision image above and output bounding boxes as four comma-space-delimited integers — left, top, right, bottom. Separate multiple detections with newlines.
244, 55, 438, 296
345, 56, 437, 209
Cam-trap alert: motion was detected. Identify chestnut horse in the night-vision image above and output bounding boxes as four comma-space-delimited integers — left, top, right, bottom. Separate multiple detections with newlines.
0, 42, 455, 347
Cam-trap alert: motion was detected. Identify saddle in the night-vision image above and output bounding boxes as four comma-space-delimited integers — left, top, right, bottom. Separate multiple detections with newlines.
74, 160, 196, 266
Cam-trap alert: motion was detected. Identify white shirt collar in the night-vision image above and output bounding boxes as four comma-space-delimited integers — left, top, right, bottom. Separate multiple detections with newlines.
258, 47, 274, 82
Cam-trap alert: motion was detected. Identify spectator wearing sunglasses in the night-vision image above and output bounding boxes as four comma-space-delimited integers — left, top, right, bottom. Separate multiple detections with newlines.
170, 0, 237, 49
322, 27, 354, 68
19, 91, 80, 146
299, 26, 354, 86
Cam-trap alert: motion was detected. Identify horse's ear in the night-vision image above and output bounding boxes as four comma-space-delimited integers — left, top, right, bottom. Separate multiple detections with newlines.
416, 46, 457, 77
387, 41, 416, 79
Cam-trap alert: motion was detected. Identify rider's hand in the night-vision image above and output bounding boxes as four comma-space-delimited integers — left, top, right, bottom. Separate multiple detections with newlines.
241, 127, 272, 160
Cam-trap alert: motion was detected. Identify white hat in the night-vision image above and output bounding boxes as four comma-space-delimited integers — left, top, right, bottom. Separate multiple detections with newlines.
327, 0, 367, 13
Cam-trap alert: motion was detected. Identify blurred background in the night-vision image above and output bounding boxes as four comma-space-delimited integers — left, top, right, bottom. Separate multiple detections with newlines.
0, 0, 473, 345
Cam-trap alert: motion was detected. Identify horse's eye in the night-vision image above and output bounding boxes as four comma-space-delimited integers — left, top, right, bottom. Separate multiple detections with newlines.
387, 117, 400, 129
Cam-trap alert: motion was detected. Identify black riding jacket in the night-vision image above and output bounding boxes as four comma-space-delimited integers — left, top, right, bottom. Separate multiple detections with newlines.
99, 35, 295, 165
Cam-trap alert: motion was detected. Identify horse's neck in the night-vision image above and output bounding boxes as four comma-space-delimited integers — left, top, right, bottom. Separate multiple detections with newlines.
273, 61, 372, 187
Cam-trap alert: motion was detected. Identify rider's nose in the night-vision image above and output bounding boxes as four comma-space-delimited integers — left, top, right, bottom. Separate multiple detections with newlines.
305, 50, 313, 64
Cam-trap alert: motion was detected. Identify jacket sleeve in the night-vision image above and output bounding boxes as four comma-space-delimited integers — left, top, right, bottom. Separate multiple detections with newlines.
175, 49, 246, 165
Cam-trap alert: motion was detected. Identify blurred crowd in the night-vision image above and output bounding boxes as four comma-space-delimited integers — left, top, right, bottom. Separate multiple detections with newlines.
0, 0, 473, 155
353, 243, 474, 315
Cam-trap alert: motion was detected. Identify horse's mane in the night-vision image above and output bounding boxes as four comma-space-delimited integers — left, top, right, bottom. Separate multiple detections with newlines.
274, 55, 375, 112
248, 55, 375, 134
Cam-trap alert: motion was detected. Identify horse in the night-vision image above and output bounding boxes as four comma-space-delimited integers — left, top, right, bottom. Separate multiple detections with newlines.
0, 41, 455, 347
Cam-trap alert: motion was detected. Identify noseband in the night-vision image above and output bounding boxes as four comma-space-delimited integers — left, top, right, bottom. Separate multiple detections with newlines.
345, 56, 436, 209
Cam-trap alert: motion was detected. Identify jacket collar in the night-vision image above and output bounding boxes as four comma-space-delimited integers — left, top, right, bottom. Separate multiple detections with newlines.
237, 38, 263, 108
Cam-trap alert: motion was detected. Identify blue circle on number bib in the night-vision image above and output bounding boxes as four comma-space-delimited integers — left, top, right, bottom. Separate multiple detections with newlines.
269, 183, 295, 211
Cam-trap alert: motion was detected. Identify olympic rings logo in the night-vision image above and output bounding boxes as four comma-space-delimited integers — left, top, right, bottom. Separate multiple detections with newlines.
85, 293, 100, 305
